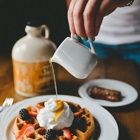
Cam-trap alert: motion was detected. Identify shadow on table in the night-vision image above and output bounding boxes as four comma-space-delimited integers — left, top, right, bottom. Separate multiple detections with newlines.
93, 118, 101, 140
117, 121, 132, 140
57, 81, 82, 96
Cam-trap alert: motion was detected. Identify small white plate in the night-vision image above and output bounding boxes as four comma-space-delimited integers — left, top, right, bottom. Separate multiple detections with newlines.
0, 95, 119, 140
78, 79, 138, 107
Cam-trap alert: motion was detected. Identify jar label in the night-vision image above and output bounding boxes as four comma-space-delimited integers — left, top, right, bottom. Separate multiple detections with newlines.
12, 59, 55, 95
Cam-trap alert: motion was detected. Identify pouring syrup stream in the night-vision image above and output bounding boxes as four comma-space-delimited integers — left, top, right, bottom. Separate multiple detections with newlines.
49, 58, 58, 99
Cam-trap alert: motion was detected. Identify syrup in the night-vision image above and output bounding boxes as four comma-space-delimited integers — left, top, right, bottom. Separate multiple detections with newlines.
49, 58, 58, 99
49, 58, 65, 121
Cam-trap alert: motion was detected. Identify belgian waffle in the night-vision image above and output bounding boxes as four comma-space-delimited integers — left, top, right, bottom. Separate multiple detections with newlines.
13, 100, 95, 140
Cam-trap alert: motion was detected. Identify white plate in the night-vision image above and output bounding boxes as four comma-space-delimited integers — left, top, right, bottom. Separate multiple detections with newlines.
78, 79, 138, 107
0, 95, 118, 140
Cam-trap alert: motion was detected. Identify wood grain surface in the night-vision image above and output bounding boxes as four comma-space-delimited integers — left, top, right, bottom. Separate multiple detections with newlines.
0, 55, 140, 140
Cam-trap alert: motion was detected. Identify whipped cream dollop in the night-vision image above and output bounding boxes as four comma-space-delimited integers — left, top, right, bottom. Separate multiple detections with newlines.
37, 98, 74, 130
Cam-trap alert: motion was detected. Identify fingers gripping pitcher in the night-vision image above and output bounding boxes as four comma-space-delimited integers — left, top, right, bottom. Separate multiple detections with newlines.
12, 21, 56, 97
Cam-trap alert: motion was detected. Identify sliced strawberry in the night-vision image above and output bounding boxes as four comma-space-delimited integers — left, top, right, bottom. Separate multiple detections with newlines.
62, 128, 72, 140
29, 111, 38, 117
35, 104, 44, 109
74, 109, 83, 116
16, 124, 35, 140
35, 106, 40, 113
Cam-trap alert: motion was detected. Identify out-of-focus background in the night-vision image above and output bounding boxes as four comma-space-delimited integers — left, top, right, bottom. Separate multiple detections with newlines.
0, 0, 70, 54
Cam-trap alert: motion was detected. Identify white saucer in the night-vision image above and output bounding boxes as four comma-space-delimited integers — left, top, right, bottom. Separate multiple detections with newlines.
78, 79, 138, 107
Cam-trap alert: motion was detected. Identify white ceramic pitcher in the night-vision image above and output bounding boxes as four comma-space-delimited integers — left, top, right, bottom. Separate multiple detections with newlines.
50, 37, 98, 79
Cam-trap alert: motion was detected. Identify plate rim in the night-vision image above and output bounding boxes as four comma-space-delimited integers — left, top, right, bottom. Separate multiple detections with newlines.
0, 95, 119, 140
78, 78, 138, 107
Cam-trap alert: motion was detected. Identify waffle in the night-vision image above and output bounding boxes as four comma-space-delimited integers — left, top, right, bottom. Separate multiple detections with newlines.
13, 100, 95, 140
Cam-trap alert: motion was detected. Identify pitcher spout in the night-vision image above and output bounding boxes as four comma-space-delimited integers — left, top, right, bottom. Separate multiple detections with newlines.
50, 56, 59, 64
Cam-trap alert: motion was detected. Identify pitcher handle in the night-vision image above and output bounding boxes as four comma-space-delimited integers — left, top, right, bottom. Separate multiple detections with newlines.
88, 38, 97, 54
72, 34, 97, 55
41, 25, 50, 39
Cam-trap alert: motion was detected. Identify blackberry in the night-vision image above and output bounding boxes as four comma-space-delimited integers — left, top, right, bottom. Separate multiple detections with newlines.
56, 130, 63, 136
72, 115, 86, 131
46, 129, 57, 140
19, 108, 31, 120
73, 115, 82, 126
68, 103, 78, 113
73, 116, 86, 127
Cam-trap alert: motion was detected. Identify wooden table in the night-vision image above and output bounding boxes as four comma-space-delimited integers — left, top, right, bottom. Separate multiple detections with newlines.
0, 54, 140, 140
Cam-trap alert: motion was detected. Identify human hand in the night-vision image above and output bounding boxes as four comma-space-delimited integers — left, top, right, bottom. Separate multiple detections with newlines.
68, 0, 133, 40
